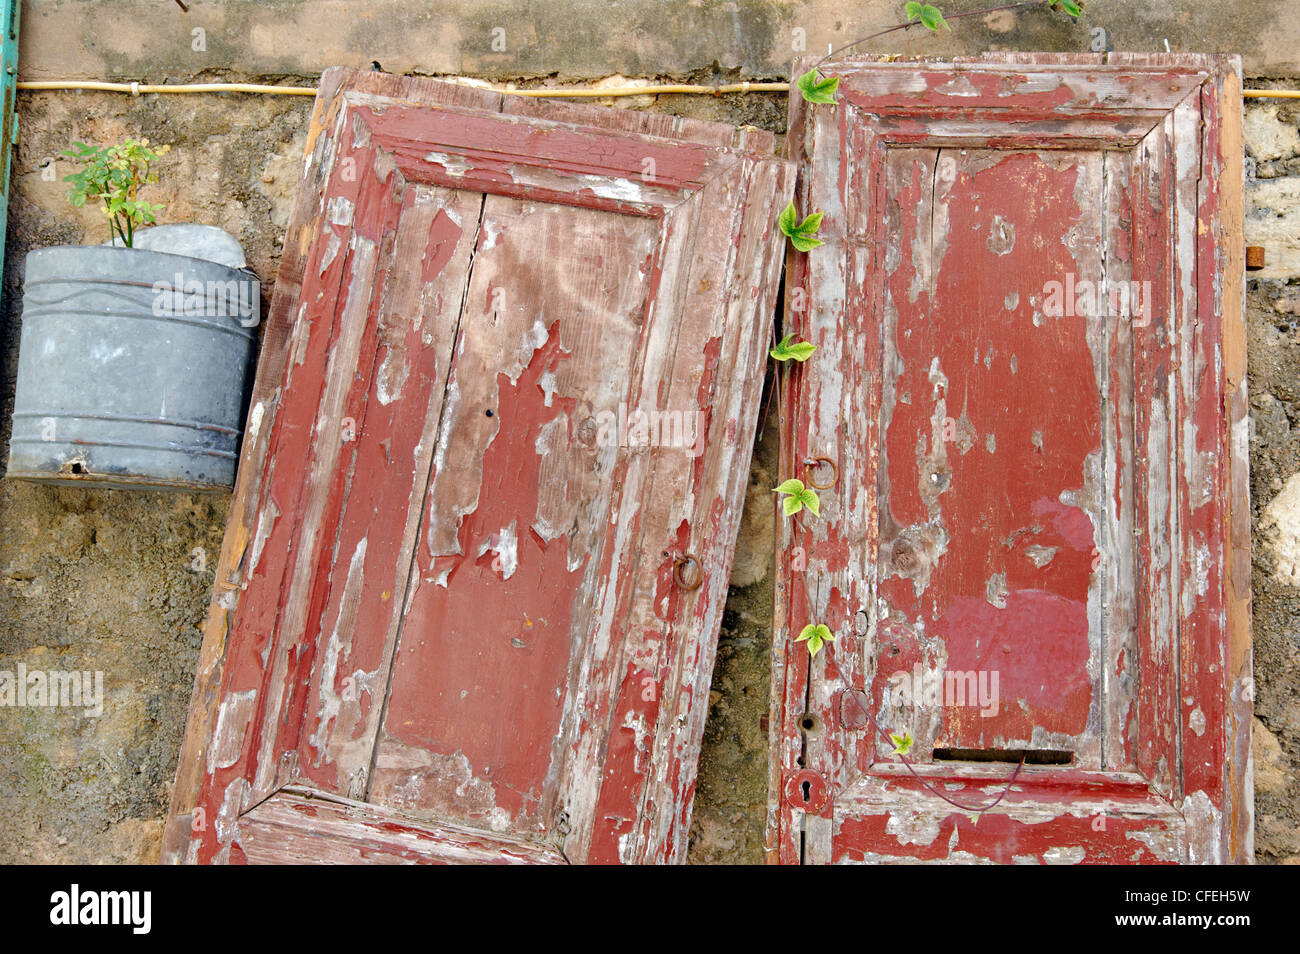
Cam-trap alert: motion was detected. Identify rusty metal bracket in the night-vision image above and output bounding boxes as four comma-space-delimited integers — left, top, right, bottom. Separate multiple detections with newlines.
673, 554, 703, 591
803, 455, 838, 490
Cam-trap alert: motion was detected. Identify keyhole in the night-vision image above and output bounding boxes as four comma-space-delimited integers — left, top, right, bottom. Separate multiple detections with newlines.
801, 780, 812, 803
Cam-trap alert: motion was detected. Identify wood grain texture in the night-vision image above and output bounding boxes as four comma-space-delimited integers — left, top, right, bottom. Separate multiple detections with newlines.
771, 53, 1249, 866
164, 67, 793, 865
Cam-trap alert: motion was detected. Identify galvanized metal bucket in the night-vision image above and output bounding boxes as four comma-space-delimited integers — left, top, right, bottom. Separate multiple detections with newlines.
6, 245, 258, 491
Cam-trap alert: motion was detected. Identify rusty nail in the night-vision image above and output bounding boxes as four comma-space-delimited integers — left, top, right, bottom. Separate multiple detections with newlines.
673, 554, 704, 591
1246, 246, 1266, 270
803, 455, 838, 490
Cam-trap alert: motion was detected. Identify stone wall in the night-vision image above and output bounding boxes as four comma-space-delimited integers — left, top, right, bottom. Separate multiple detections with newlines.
1244, 94, 1300, 863
2, 0, 1299, 864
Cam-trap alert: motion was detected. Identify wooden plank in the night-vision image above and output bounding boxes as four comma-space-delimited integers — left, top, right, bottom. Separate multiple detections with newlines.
367, 195, 659, 838
237, 790, 566, 865
161, 67, 370, 860
1212, 62, 1254, 867
768, 58, 854, 865
1189, 60, 1251, 864
1131, 108, 1179, 801
1103, 148, 1140, 773
291, 183, 483, 799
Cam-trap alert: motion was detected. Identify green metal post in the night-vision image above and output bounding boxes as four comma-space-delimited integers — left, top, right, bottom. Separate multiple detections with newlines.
1, 0, 20, 296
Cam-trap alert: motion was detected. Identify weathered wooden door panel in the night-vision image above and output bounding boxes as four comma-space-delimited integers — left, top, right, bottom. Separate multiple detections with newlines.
367, 197, 659, 836
770, 54, 1250, 865
164, 68, 793, 864
871, 146, 1109, 770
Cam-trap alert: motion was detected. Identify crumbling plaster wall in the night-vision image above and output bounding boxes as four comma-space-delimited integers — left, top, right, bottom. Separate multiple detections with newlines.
1, 0, 1299, 864
1243, 98, 1300, 864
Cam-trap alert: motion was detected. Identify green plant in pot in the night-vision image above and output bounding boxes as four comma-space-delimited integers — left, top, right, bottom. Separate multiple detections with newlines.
61, 138, 171, 248
5, 136, 260, 491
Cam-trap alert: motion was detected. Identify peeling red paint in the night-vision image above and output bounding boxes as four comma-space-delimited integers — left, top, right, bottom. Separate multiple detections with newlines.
771, 54, 1250, 866
163, 67, 793, 865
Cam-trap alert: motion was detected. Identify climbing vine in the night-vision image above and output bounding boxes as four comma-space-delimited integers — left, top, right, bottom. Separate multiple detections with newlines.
768, 2, 1093, 812
794, 0, 1085, 106
775, 0, 1088, 661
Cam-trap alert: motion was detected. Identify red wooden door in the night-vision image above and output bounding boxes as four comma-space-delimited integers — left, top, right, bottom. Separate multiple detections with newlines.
163, 69, 792, 864
770, 54, 1251, 864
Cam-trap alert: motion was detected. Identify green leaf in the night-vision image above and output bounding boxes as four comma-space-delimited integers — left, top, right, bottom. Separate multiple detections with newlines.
60, 137, 171, 245
796, 67, 840, 105
778, 202, 825, 252
799, 487, 821, 517
775, 477, 820, 519
774, 478, 820, 520
797, 622, 835, 657
795, 210, 824, 235
776, 204, 800, 239
1059, 0, 1082, 17
889, 731, 914, 756
770, 333, 817, 362
905, 1, 923, 19
786, 340, 817, 361
919, 4, 948, 31
777, 201, 797, 237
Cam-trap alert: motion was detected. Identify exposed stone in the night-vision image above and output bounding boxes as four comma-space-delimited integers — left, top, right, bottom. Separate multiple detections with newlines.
1254, 717, 1289, 794
1246, 177, 1300, 280
1245, 105, 1300, 163
1251, 390, 1290, 445
591, 74, 657, 109
1261, 472, 1300, 585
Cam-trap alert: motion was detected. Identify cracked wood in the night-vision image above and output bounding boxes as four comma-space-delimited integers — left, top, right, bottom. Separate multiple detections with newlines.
771, 53, 1250, 866
163, 67, 793, 865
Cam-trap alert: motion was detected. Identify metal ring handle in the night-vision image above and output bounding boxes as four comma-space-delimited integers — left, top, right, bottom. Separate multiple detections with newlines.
673, 555, 704, 591
804, 456, 838, 490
